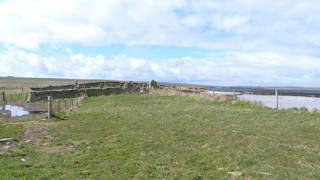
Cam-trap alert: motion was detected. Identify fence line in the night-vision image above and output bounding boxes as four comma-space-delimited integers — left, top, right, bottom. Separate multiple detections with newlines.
210, 89, 319, 111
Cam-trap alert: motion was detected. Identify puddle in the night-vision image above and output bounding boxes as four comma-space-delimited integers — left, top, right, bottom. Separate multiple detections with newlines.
0, 105, 29, 117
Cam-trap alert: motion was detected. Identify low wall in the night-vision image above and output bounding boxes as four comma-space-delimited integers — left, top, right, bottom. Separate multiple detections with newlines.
30, 81, 149, 91
28, 80, 206, 102
31, 84, 73, 91
29, 88, 131, 102
31, 81, 124, 91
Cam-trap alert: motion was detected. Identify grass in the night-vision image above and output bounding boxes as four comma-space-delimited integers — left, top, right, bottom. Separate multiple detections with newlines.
0, 77, 110, 94
0, 93, 320, 179
0, 123, 24, 138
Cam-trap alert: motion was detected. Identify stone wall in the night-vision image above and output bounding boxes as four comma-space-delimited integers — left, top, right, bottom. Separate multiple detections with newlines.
30, 81, 149, 91
29, 88, 131, 102
28, 79, 205, 102
31, 85, 74, 91
31, 81, 124, 91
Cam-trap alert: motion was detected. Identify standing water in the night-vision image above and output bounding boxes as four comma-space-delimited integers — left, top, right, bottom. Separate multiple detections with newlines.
0, 105, 29, 117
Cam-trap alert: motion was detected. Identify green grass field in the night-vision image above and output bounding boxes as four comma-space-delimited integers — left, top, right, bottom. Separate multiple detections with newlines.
1, 93, 320, 179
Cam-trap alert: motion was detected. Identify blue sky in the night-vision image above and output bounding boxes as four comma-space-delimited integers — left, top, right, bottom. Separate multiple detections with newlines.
0, 0, 320, 87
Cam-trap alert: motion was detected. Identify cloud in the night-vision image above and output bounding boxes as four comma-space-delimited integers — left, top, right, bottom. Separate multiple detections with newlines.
0, 0, 319, 87
1, 49, 319, 87
0, 0, 319, 56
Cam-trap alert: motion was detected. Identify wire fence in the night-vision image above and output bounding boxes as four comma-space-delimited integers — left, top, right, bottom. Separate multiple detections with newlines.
2, 87, 320, 113
0, 91, 82, 112
210, 89, 320, 111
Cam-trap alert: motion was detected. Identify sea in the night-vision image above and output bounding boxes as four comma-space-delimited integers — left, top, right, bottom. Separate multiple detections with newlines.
205, 87, 320, 111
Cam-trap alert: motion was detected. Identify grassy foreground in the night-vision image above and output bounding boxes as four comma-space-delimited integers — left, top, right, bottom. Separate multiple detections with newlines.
1, 93, 320, 179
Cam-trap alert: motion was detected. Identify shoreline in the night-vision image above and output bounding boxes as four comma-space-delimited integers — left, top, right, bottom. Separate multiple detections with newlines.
207, 90, 320, 111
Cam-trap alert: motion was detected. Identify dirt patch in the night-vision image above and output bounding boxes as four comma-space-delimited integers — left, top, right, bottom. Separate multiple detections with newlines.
0, 143, 22, 154
18, 121, 57, 143
1, 98, 85, 154
15, 120, 81, 154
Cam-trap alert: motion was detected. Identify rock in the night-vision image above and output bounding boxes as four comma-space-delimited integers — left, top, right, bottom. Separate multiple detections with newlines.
148, 80, 159, 94
0, 138, 18, 143
257, 172, 271, 176
124, 81, 133, 88
227, 171, 242, 177
3, 145, 10, 149
21, 158, 26, 162
25, 140, 32, 143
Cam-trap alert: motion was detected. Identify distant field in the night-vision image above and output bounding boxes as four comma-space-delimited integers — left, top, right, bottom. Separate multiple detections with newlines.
0, 77, 108, 90
1, 93, 319, 179
1, 76, 319, 91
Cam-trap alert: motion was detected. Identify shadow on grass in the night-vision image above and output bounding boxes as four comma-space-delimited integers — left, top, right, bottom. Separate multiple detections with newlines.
50, 112, 68, 121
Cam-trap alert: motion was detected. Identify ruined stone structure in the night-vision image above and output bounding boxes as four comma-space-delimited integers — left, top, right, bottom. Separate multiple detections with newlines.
28, 81, 152, 102
27, 80, 204, 102
29, 88, 131, 102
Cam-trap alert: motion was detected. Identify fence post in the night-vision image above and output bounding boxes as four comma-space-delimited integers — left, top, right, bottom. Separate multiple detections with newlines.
64, 99, 67, 109
1, 92, 4, 101
25, 93, 28, 102
233, 89, 236, 100
275, 90, 278, 109
58, 99, 60, 112
71, 98, 74, 107
48, 96, 52, 119
212, 89, 215, 97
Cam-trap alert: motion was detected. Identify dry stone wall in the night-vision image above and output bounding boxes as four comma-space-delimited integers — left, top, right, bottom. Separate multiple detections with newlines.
29, 88, 131, 102
31, 81, 125, 91
30, 81, 150, 91
28, 80, 203, 102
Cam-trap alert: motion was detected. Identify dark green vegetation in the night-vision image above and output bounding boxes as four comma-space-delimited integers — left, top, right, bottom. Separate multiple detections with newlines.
1, 93, 320, 179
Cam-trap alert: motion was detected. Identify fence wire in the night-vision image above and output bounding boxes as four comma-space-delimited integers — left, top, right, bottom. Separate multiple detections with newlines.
211, 89, 320, 111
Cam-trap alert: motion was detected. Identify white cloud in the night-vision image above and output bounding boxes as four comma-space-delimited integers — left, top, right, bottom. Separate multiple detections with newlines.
0, 49, 319, 87
0, 0, 319, 86
64, 48, 74, 55
0, 0, 319, 54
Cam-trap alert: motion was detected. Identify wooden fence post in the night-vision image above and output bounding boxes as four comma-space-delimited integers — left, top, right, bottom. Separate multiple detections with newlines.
58, 99, 60, 112
48, 96, 52, 119
64, 99, 67, 109
71, 98, 74, 107
2, 91, 5, 102
25, 93, 28, 102
275, 90, 278, 109
233, 89, 236, 100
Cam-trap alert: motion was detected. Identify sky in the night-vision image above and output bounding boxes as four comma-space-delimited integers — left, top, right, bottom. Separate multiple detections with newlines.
0, 0, 320, 87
